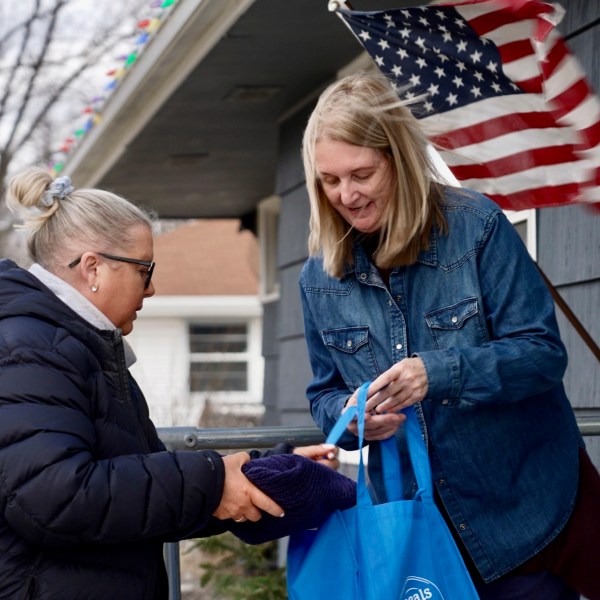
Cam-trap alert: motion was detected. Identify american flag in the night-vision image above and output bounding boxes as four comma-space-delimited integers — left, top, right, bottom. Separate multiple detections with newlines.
336, 0, 600, 210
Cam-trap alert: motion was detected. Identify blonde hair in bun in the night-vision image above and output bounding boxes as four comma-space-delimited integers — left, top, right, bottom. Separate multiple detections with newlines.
6, 166, 154, 269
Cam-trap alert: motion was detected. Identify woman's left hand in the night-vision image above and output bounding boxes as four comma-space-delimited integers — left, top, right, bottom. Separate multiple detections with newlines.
293, 443, 340, 470
365, 357, 428, 414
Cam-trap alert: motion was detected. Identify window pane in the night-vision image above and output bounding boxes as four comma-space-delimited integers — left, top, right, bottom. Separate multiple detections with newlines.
190, 362, 248, 392
189, 324, 247, 353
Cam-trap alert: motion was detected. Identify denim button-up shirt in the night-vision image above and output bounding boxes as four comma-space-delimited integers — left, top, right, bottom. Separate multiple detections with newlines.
299, 189, 583, 582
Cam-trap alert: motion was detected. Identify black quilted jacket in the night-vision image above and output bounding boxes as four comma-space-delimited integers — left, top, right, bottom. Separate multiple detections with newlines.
0, 260, 225, 600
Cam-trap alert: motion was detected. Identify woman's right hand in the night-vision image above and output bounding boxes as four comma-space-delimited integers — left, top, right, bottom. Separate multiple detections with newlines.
212, 452, 285, 523
344, 394, 405, 441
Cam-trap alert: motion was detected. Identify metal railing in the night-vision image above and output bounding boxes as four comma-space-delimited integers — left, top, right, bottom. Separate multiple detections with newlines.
159, 416, 600, 600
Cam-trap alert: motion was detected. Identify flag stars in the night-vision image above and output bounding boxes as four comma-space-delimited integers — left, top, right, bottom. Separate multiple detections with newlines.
452, 75, 464, 88
410, 73, 421, 86
427, 83, 440, 96
415, 36, 428, 52
446, 92, 459, 106
342, 7, 528, 120
486, 60, 498, 74
470, 50, 482, 63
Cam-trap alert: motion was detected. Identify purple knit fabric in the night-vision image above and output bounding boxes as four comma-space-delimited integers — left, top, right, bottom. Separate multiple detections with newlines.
226, 454, 357, 544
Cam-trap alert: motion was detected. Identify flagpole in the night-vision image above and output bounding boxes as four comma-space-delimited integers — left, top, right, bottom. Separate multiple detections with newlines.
536, 264, 600, 362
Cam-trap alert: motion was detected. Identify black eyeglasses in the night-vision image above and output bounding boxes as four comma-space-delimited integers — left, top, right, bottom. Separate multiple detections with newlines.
68, 252, 155, 289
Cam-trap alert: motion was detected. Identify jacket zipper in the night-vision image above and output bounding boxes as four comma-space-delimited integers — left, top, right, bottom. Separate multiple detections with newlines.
112, 329, 152, 453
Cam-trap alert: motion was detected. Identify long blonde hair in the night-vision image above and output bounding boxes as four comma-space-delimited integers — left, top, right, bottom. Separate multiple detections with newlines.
302, 72, 447, 278
6, 167, 154, 270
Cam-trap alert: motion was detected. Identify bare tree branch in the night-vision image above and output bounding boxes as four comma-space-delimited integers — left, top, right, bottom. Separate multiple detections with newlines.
0, 0, 42, 124
2, 0, 68, 153
0, 5, 57, 51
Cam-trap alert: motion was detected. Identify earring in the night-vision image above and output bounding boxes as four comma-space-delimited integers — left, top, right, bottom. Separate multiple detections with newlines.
91, 285, 98, 292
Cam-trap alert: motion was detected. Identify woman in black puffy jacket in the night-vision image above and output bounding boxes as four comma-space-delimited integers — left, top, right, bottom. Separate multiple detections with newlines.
0, 167, 334, 600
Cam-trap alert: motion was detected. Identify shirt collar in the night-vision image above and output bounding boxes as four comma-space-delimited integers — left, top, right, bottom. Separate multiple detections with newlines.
346, 228, 439, 280
28, 263, 137, 367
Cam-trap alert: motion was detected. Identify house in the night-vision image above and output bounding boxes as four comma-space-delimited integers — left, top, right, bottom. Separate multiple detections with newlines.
62, 0, 599, 463
127, 219, 265, 428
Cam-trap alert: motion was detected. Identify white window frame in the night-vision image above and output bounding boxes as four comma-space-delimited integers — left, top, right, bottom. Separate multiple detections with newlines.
188, 315, 263, 404
504, 209, 537, 260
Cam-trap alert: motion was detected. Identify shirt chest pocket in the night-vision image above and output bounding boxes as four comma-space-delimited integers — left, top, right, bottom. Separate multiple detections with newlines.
425, 297, 488, 349
321, 326, 379, 389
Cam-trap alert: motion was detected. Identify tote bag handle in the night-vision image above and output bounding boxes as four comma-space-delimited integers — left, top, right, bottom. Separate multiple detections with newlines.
326, 382, 434, 506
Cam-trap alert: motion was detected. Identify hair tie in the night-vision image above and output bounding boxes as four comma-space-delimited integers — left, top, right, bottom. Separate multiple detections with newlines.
40, 175, 74, 208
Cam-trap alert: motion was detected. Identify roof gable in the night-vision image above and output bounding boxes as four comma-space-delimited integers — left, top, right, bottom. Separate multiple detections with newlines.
152, 219, 258, 296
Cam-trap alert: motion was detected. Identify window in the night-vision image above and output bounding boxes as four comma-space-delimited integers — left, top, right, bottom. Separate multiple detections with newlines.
505, 209, 537, 260
189, 323, 249, 393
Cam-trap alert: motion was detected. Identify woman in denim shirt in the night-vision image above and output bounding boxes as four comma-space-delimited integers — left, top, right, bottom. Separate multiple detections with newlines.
299, 73, 600, 599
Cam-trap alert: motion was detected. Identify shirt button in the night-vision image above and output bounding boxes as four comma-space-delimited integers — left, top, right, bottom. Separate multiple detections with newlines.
438, 479, 445, 486
396, 343, 403, 350
346, 340, 353, 348
359, 273, 368, 281
451, 315, 458, 324
396, 295, 402, 302
442, 399, 449, 405
459, 523, 467, 531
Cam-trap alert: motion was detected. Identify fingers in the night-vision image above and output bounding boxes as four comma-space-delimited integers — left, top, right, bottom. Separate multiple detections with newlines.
293, 443, 340, 469
213, 452, 285, 522
246, 487, 284, 521
293, 443, 337, 461
346, 412, 405, 441
365, 358, 428, 414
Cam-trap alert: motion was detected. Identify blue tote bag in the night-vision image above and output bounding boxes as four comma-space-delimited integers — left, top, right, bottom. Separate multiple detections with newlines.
287, 383, 480, 600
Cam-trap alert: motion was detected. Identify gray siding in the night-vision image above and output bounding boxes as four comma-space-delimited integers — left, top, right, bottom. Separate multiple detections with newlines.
542, 0, 600, 436
270, 106, 315, 426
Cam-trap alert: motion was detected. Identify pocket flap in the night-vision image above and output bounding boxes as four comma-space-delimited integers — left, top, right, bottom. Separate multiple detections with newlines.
425, 298, 478, 330
322, 327, 369, 353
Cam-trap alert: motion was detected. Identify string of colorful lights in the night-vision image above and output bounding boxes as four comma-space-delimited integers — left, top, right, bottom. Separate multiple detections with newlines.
48, 0, 178, 176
